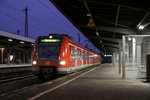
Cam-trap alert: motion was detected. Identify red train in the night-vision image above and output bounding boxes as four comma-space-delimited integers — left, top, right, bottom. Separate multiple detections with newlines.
32, 34, 101, 80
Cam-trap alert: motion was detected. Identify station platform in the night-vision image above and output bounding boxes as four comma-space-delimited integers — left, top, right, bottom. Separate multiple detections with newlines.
0, 64, 31, 68
1, 64, 150, 100
0, 64, 32, 74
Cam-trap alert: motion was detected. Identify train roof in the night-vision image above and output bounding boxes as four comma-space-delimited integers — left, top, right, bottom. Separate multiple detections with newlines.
37, 33, 74, 41
37, 34, 100, 55
65, 36, 100, 55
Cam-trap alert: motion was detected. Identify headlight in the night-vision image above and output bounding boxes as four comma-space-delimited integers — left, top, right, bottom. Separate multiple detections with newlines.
33, 61, 37, 65
59, 61, 66, 65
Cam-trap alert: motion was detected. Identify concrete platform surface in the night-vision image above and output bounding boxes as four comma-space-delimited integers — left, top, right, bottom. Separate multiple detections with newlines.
0, 64, 32, 68
0, 64, 32, 74
1, 64, 150, 100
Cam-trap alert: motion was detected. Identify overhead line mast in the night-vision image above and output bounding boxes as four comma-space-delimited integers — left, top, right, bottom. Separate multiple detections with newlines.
23, 7, 28, 37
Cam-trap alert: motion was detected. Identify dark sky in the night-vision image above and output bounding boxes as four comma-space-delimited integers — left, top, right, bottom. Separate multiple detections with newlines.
0, 0, 100, 53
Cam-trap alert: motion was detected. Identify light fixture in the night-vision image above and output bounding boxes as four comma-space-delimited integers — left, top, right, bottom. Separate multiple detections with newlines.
49, 36, 53, 38
8, 39, 13, 42
0, 48, 5, 50
87, 13, 91, 17
96, 32, 99, 36
20, 41, 24, 44
106, 55, 112, 57
128, 37, 132, 41
138, 25, 145, 30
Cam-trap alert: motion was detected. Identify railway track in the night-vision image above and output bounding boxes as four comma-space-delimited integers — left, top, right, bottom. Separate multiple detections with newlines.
0, 65, 99, 96
0, 73, 39, 96
0, 74, 36, 84
0, 71, 60, 95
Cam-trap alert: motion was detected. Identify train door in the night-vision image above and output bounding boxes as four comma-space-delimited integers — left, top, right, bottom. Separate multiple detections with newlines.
77, 48, 81, 67
83, 50, 86, 65
74, 46, 77, 67
85, 51, 87, 66
70, 45, 75, 67
87, 52, 89, 65
81, 49, 83, 66
89, 53, 92, 65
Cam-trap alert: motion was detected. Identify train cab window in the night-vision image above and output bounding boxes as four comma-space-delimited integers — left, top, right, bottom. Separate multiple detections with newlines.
38, 42, 60, 61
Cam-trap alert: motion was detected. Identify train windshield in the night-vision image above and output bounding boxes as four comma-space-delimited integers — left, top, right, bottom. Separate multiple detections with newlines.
38, 42, 60, 61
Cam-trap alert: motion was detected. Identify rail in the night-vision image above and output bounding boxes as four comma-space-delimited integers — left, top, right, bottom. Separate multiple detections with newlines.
0, 65, 33, 83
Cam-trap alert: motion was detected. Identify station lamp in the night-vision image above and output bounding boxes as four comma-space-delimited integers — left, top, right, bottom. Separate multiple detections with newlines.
128, 37, 132, 41
138, 25, 145, 30
100, 40, 102, 43
96, 32, 99, 36
20, 41, 24, 44
8, 39, 13, 42
87, 13, 91, 17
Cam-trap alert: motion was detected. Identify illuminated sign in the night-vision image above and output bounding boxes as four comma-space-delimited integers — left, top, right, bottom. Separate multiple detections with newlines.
41, 39, 60, 42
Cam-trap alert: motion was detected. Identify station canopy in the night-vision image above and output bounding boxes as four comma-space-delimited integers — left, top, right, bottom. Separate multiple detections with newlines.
49, 0, 150, 54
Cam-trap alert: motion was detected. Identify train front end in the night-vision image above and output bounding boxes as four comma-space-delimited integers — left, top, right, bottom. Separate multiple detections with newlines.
32, 35, 62, 80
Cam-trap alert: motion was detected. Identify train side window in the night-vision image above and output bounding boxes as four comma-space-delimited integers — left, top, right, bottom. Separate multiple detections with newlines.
80, 51, 81, 56
87, 52, 89, 59
81, 52, 83, 59
77, 50, 79, 59
72, 48, 75, 59
88, 53, 90, 59
83, 52, 85, 60
85, 52, 87, 60
70, 45, 71, 53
